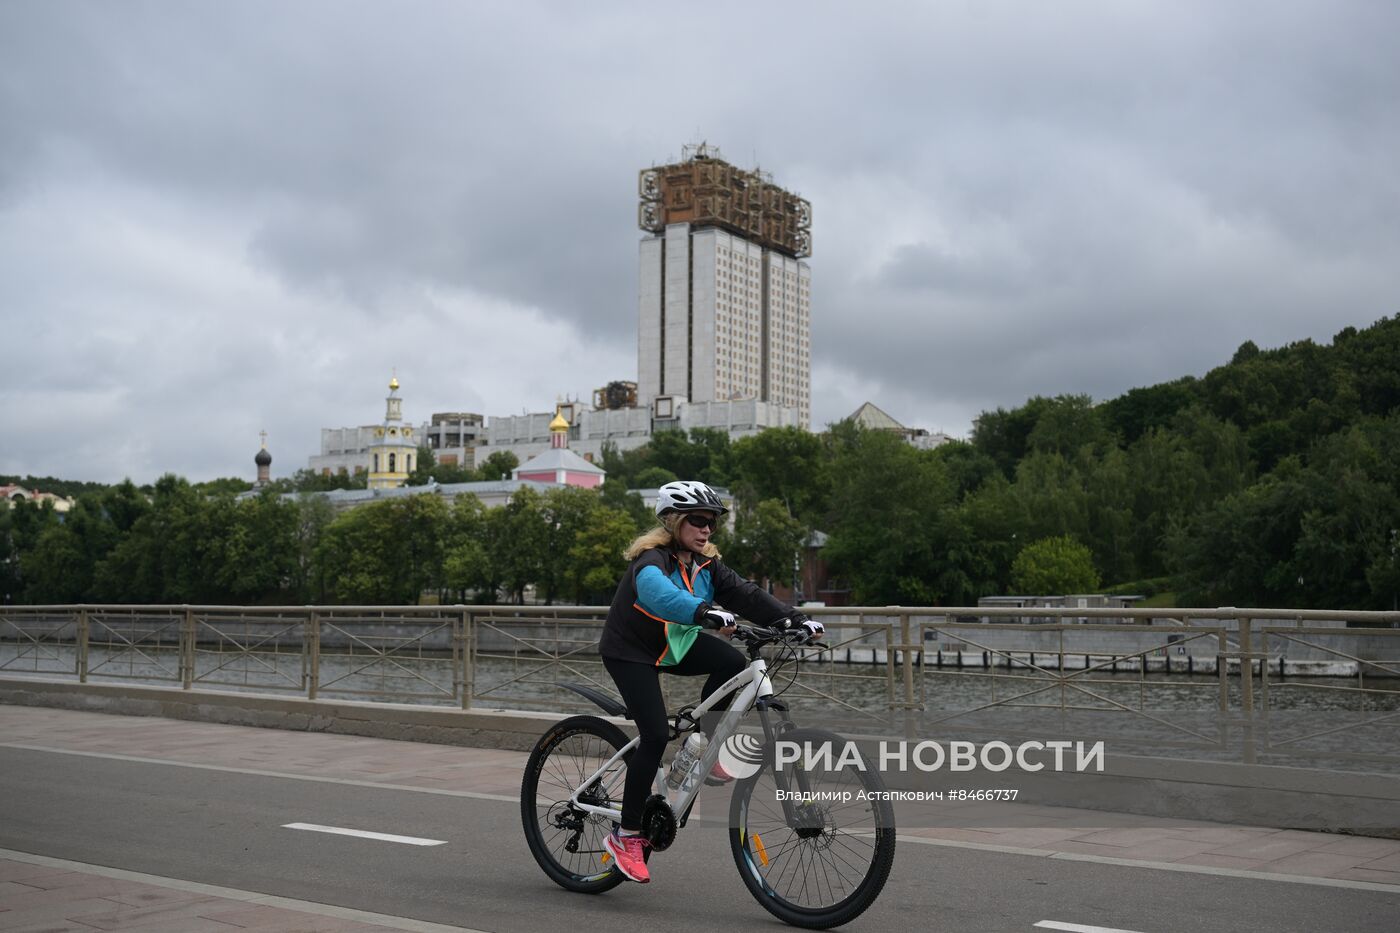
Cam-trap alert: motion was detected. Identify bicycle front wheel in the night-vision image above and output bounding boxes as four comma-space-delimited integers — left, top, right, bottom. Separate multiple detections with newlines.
521, 715, 630, 893
729, 727, 896, 929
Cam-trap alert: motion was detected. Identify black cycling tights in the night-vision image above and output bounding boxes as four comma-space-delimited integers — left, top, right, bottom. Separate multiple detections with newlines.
602, 635, 746, 831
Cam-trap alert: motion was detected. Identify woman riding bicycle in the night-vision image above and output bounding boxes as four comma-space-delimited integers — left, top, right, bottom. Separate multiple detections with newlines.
598, 480, 824, 883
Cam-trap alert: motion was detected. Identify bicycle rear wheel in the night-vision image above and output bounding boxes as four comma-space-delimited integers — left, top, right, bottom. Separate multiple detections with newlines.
521, 715, 630, 893
728, 727, 896, 929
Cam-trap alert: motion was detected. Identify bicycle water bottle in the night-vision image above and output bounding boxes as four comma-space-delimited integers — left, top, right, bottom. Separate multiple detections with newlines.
665, 733, 709, 791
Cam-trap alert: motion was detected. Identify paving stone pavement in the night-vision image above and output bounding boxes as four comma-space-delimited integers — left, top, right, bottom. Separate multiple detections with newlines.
1, 704, 1397, 930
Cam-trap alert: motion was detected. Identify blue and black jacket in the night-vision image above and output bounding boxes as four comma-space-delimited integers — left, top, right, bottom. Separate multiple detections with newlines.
599, 546, 793, 666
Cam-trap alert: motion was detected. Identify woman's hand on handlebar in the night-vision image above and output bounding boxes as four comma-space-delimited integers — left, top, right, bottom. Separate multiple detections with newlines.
771, 612, 824, 642
703, 608, 737, 638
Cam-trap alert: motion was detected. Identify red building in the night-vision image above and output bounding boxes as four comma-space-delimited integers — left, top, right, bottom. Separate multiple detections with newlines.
511, 410, 606, 488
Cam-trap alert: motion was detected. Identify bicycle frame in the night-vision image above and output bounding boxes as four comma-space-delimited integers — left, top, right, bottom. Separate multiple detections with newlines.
567, 655, 776, 822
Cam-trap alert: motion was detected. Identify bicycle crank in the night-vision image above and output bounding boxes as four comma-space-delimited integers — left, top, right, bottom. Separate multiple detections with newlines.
640, 794, 677, 851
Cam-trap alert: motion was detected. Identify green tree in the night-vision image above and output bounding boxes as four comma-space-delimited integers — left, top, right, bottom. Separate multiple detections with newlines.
214, 492, 301, 603
538, 486, 602, 604
648, 430, 707, 482
730, 426, 830, 523
22, 523, 89, 603
725, 499, 807, 591
293, 494, 337, 603
1336, 315, 1400, 417
315, 494, 449, 604
443, 495, 495, 602
1367, 529, 1400, 612
20, 495, 123, 603
93, 475, 206, 602
971, 396, 1055, 478
407, 445, 437, 486
1169, 413, 1400, 609
1010, 535, 1100, 595
1169, 459, 1310, 607
688, 428, 735, 486
1100, 377, 1200, 445
599, 478, 652, 530
486, 486, 546, 604
194, 477, 254, 496
1083, 447, 1136, 585
476, 450, 520, 482
568, 506, 637, 603
275, 467, 367, 493
822, 428, 956, 605
941, 474, 1020, 604
0, 508, 18, 603
634, 466, 678, 488
0, 475, 111, 500
1010, 452, 1091, 544
598, 441, 652, 489
929, 441, 999, 499
1025, 394, 1111, 458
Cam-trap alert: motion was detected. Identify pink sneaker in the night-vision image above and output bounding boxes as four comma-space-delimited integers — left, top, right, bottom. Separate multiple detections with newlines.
604, 829, 650, 883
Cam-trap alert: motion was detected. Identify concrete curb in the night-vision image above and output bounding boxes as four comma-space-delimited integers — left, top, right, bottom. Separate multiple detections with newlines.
0, 675, 615, 752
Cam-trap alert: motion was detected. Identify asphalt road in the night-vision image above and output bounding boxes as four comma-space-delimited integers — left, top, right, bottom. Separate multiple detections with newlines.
1, 746, 1396, 933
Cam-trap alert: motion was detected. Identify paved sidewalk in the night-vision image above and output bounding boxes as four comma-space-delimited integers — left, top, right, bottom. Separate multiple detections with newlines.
2, 705, 1398, 931
0, 849, 480, 933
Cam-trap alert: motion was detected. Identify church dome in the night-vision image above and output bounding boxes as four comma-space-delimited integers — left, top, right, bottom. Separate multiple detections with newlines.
255, 447, 272, 466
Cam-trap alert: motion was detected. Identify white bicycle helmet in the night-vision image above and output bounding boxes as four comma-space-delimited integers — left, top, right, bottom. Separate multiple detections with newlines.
655, 480, 728, 517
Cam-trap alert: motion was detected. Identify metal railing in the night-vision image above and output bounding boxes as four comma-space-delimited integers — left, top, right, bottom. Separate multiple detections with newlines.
2, 603, 1397, 770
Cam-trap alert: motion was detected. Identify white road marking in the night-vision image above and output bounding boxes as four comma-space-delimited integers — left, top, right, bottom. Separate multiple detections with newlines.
10, 743, 1400, 897
1035, 922, 1149, 933
282, 822, 447, 846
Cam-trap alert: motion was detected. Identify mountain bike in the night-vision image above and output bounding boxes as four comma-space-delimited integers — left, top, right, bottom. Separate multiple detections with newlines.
520, 622, 896, 929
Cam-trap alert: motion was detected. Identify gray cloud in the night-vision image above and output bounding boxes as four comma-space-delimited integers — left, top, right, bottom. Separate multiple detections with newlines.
2, 1, 1398, 481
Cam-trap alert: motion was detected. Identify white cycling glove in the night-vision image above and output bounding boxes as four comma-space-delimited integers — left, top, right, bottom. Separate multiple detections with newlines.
704, 608, 737, 629
773, 614, 823, 638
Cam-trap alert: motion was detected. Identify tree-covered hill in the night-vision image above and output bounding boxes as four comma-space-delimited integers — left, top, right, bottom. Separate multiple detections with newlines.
958, 315, 1400, 608
4, 315, 1397, 609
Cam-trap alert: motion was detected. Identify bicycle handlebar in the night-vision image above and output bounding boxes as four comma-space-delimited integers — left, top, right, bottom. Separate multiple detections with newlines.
732, 622, 825, 650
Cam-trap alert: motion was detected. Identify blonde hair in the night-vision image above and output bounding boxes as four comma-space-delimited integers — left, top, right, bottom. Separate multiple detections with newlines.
623, 512, 721, 561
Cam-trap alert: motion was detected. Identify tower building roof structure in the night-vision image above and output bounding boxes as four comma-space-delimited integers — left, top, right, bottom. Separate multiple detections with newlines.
639, 143, 812, 258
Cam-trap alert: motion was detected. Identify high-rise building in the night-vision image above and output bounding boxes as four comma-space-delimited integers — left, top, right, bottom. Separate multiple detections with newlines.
637, 144, 812, 428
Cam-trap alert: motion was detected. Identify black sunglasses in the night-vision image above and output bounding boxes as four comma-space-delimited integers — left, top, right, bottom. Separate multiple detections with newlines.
683, 514, 718, 531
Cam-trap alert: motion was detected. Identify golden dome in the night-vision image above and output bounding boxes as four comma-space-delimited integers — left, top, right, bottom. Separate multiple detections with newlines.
549, 411, 570, 431
389, 376, 400, 391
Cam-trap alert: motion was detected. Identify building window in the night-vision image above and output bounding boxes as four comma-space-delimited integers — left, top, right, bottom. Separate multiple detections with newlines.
389, 452, 396, 473
373, 454, 379, 472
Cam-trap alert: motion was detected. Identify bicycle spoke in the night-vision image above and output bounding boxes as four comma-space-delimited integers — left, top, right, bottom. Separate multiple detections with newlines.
735, 749, 892, 914
524, 720, 630, 891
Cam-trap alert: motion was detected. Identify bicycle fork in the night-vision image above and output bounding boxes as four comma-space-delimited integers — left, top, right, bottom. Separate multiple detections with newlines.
754, 700, 825, 833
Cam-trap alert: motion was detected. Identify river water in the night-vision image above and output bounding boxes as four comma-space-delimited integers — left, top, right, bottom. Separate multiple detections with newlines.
2, 642, 1394, 713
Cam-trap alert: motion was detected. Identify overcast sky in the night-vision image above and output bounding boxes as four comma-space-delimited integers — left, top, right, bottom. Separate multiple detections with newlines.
2, 1, 1398, 485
